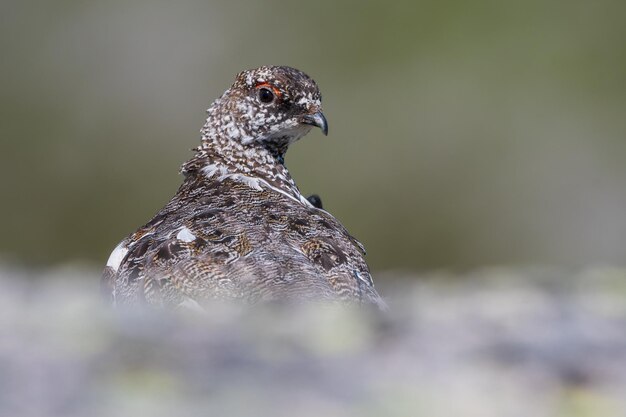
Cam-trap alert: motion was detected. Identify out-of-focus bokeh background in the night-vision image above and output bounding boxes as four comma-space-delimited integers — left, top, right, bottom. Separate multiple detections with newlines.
2, 1, 626, 416
3, 0, 625, 271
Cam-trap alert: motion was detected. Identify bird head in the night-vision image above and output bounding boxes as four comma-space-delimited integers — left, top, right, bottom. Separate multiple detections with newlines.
204, 66, 328, 157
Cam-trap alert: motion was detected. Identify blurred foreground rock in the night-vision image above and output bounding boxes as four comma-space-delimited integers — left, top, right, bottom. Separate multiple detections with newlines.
1, 265, 625, 417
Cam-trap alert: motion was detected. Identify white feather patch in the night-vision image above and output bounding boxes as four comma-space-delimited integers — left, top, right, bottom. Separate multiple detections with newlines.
106, 241, 129, 272
202, 164, 228, 179
226, 173, 264, 191
176, 226, 196, 243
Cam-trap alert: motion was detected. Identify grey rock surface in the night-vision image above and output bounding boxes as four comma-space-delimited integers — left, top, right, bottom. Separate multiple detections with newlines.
1, 265, 625, 417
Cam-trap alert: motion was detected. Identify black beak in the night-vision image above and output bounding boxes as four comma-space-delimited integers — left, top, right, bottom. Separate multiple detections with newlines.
301, 111, 328, 136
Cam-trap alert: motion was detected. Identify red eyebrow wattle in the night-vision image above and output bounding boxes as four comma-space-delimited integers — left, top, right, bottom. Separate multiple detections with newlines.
255, 82, 282, 99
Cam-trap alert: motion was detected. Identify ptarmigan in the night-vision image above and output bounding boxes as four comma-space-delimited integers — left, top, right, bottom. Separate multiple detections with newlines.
102, 66, 385, 310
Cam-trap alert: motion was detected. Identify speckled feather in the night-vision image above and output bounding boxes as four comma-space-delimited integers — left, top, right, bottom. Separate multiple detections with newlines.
102, 66, 385, 310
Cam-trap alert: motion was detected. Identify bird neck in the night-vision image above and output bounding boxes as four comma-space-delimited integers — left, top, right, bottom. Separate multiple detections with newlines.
182, 134, 303, 202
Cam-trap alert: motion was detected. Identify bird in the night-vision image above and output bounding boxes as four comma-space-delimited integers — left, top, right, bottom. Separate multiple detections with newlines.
102, 66, 385, 310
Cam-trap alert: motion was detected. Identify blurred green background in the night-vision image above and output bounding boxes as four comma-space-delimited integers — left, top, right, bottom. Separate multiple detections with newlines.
2, 0, 625, 272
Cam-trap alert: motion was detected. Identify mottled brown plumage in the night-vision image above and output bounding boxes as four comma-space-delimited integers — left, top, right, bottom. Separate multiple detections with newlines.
103, 66, 385, 310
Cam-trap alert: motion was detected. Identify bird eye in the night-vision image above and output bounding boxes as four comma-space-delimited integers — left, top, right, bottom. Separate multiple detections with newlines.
258, 87, 275, 103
